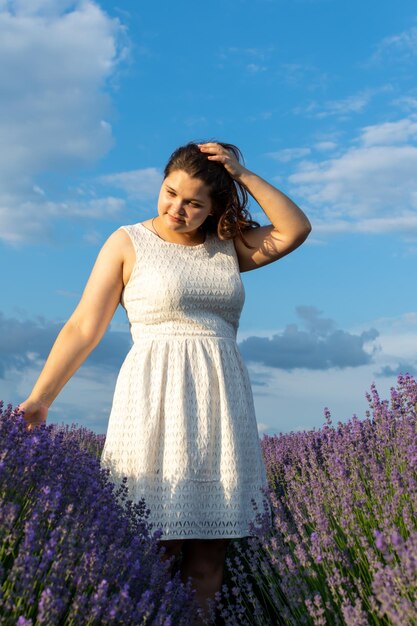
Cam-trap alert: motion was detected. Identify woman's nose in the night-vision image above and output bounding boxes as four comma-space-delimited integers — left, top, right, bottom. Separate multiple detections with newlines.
173, 199, 186, 213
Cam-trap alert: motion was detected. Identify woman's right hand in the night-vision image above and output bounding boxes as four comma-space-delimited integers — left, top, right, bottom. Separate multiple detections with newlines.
17, 399, 49, 431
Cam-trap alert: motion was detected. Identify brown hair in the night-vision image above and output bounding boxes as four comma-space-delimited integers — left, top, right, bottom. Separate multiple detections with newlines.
163, 140, 260, 248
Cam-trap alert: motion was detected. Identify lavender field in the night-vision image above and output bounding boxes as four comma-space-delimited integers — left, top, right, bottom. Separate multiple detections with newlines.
1, 374, 416, 625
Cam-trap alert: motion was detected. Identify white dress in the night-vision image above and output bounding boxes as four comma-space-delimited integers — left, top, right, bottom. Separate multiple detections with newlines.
100, 222, 272, 540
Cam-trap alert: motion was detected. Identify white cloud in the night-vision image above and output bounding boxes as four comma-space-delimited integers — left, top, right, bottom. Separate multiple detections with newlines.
0, 195, 125, 244
267, 147, 311, 162
246, 63, 267, 73
5, 0, 77, 16
295, 91, 371, 119
291, 145, 417, 212
295, 86, 393, 119
361, 116, 417, 146
314, 215, 417, 235
288, 115, 417, 234
371, 25, 417, 64
51, 197, 126, 219
98, 168, 163, 199
314, 141, 337, 152
0, 0, 128, 243
393, 96, 417, 112
317, 92, 372, 117
83, 229, 103, 246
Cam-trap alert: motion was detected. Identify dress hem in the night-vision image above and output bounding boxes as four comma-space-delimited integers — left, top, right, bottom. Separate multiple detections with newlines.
154, 532, 260, 541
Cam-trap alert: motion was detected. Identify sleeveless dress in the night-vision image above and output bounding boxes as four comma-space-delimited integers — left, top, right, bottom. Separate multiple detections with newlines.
100, 222, 272, 540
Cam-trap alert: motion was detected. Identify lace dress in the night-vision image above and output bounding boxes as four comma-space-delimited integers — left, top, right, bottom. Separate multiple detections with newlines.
100, 222, 272, 539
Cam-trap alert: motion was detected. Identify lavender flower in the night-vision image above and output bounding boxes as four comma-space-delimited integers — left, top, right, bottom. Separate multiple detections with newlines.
222, 374, 417, 625
0, 403, 200, 624
4, 373, 417, 625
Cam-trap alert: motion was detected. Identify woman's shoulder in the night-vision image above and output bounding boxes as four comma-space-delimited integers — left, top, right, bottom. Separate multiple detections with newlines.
118, 220, 160, 239
95, 228, 134, 265
113, 222, 146, 243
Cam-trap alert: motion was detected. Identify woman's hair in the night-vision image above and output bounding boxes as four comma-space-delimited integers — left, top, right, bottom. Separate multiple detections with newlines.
163, 140, 260, 248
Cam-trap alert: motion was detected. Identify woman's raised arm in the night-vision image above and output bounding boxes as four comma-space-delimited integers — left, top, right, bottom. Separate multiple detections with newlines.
18, 228, 132, 430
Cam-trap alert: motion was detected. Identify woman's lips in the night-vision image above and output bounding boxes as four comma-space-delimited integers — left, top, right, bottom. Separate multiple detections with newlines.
168, 214, 184, 223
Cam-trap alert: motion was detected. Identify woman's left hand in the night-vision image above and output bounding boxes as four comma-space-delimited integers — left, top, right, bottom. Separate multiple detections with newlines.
197, 142, 248, 180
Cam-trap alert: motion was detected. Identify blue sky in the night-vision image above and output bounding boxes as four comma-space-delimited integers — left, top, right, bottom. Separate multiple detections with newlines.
1, 0, 417, 435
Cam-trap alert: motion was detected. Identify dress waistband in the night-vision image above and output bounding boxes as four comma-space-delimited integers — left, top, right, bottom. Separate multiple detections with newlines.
128, 317, 238, 342
130, 324, 237, 342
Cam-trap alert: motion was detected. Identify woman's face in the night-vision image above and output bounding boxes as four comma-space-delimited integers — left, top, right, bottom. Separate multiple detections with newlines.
157, 170, 213, 234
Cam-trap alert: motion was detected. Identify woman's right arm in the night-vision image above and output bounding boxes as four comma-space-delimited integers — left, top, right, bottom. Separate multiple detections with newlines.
19, 228, 132, 430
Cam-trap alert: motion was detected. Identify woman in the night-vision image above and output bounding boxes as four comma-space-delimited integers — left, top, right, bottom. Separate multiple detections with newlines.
19, 141, 311, 624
